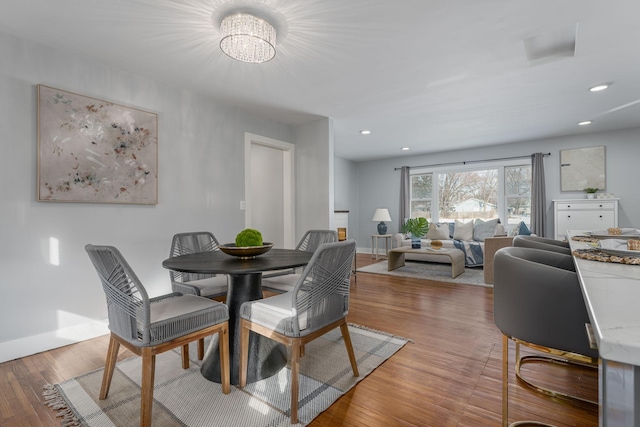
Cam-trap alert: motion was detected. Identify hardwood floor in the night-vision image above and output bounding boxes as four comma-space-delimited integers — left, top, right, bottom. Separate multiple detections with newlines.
0, 254, 598, 426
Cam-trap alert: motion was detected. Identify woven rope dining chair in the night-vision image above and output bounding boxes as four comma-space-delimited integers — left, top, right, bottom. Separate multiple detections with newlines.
239, 239, 358, 424
170, 231, 230, 359
85, 244, 230, 427
261, 229, 338, 294
169, 231, 229, 300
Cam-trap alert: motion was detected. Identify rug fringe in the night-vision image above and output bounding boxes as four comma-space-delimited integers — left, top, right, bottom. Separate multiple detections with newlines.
43, 384, 81, 426
348, 323, 414, 343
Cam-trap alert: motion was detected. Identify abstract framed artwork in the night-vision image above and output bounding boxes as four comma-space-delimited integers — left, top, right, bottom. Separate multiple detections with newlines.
37, 84, 158, 204
559, 145, 605, 192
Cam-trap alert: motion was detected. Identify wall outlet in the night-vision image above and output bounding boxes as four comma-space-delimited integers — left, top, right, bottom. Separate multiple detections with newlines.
240, 201, 246, 210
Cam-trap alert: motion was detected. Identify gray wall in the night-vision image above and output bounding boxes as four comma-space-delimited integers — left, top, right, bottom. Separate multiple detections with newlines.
334, 156, 359, 240
0, 31, 333, 361
294, 118, 333, 239
352, 128, 640, 249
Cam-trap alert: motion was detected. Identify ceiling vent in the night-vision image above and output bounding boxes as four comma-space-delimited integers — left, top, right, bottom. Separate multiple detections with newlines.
523, 23, 578, 66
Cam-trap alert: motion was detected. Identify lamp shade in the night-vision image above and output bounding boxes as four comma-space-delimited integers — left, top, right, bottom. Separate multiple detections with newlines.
372, 208, 391, 234
372, 208, 392, 222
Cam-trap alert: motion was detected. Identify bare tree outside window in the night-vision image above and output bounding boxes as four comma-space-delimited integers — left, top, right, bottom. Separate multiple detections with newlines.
438, 170, 497, 221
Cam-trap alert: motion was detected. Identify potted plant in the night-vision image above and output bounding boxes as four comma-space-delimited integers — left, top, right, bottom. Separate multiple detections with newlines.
584, 187, 598, 199
401, 217, 429, 248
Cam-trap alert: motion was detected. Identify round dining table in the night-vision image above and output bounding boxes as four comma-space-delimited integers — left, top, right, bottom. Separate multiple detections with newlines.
162, 248, 312, 385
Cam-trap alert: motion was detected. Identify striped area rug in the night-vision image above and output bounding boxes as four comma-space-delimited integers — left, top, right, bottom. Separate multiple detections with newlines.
44, 324, 409, 426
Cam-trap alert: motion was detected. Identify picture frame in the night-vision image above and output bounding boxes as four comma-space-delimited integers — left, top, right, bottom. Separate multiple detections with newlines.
559, 146, 605, 192
37, 84, 158, 204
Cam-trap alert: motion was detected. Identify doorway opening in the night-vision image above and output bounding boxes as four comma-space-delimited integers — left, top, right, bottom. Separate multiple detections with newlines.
244, 133, 295, 248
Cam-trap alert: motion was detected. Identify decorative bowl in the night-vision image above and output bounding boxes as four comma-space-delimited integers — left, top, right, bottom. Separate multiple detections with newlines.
219, 243, 273, 259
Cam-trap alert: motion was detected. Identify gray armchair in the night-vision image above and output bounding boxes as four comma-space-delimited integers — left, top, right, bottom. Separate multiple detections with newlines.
85, 244, 230, 427
494, 246, 597, 426
262, 229, 338, 294
239, 240, 358, 424
513, 234, 571, 255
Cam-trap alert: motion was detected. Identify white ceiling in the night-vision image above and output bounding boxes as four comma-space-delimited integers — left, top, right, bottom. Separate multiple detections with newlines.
2, 0, 640, 162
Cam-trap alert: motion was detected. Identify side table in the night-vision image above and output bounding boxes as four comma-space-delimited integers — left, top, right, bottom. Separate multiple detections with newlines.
371, 234, 393, 260
483, 236, 513, 284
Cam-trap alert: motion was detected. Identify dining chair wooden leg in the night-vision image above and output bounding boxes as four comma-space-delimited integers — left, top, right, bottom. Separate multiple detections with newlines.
340, 322, 359, 376
140, 348, 156, 427
181, 344, 190, 369
239, 319, 250, 388
99, 334, 120, 400
290, 338, 302, 424
219, 326, 231, 394
197, 338, 205, 360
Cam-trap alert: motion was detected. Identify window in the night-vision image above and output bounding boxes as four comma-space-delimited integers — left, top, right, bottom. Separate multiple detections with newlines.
409, 162, 531, 228
410, 174, 432, 220
505, 165, 531, 226
438, 170, 497, 222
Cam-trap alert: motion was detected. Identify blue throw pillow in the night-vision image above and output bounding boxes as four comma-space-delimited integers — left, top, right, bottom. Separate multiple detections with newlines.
517, 221, 531, 235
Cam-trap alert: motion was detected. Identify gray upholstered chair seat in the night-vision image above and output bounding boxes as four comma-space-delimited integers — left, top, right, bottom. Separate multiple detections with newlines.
145, 294, 229, 345
181, 276, 228, 298
261, 274, 301, 293
240, 291, 309, 333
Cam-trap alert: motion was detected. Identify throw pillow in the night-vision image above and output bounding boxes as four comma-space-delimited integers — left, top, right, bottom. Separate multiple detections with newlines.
426, 223, 449, 240
517, 221, 532, 235
453, 220, 474, 241
509, 221, 532, 236
473, 218, 500, 242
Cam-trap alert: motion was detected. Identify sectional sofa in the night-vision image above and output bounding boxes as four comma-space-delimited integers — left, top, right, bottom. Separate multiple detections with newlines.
392, 218, 505, 267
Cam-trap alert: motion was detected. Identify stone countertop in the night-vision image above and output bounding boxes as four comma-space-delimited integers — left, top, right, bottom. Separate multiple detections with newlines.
568, 230, 640, 366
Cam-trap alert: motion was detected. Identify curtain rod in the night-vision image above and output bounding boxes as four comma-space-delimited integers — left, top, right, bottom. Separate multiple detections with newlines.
393, 153, 551, 171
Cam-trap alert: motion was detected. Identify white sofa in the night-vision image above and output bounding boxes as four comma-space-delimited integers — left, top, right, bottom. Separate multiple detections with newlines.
392, 219, 505, 267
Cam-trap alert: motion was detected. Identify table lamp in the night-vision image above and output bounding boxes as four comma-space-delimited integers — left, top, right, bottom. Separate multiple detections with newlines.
372, 208, 392, 235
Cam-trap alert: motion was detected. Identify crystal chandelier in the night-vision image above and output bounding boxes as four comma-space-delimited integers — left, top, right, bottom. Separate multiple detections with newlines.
220, 13, 276, 63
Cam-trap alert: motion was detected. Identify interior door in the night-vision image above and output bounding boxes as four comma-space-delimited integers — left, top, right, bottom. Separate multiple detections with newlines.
245, 133, 295, 248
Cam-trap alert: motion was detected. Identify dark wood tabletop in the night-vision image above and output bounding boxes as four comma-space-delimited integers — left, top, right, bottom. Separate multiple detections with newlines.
161, 248, 312, 275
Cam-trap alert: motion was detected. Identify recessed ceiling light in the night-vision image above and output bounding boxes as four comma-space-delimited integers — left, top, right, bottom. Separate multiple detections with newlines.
401, 147, 410, 151
578, 121, 592, 126
360, 130, 371, 135
589, 84, 610, 92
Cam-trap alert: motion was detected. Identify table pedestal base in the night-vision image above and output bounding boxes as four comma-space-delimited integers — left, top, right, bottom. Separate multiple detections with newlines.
200, 272, 287, 385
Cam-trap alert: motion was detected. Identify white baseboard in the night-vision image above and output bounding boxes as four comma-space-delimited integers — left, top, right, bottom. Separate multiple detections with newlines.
0, 319, 109, 363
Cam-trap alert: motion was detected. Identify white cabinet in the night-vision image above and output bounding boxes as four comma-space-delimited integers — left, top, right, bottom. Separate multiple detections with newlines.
553, 199, 619, 240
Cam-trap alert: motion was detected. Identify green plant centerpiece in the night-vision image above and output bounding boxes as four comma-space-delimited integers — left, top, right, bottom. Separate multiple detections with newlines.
235, 228, 263, 247
401, 217, 429, 249
219, 228, 272, 259
584, 187, 598, 199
